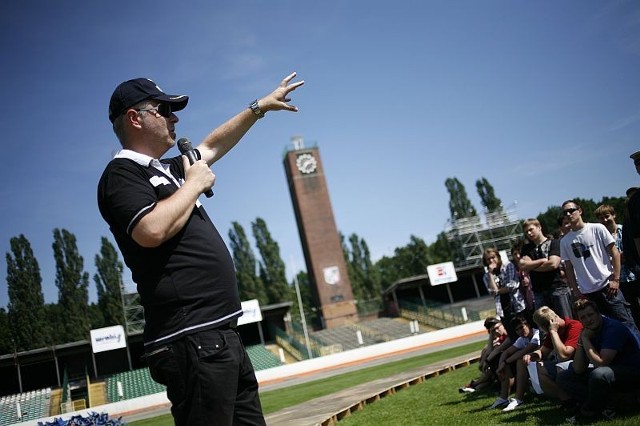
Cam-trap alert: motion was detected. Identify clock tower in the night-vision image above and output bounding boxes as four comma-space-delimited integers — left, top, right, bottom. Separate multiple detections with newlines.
284, 137, 358, 329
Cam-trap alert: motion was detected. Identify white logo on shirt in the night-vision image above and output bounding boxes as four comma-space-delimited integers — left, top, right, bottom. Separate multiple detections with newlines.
149, 175, 171, 187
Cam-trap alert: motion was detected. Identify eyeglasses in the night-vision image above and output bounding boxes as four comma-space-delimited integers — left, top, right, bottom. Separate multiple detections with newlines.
563, 207, 579, 216
134, 103, 172, 118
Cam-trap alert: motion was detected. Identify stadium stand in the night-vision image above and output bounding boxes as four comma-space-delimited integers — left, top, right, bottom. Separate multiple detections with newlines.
313, 324, 379, 351
311, 318, 430, 351
106, 368, 165, 402
357, 317, 427, 340
0, 387, 51, 426
245, 345, 283, 370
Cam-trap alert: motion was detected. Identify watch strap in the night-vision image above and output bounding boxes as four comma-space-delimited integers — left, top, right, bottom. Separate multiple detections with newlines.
249, 99, 264, 119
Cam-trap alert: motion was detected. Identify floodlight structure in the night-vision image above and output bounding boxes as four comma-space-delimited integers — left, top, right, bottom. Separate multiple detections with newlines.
121, 288, 145, 335
444, 203, 521, 268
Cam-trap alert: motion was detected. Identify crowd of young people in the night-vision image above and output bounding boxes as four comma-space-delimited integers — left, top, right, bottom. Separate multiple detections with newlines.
459, 151, 640, 423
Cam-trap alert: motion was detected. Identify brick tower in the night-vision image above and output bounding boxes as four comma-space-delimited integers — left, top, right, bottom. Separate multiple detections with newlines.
283, 137, 358, 328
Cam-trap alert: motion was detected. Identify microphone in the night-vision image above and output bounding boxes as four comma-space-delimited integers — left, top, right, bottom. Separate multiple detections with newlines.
177, 138, 214, 198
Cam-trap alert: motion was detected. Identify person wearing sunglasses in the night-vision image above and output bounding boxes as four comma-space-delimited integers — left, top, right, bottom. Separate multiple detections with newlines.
98, 73, 304, 426
559, 200, 639, 335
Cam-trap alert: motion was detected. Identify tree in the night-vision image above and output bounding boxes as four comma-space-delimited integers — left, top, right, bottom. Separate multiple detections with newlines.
43, 303, 64, 345
375, 235, 432, 290
6, 234, 47, 351
53, 228, 90, 343
445, 177, 477, 219
88, 303, 106, 330
251, 218, 290, 305
229, 222, 267, 305
475, 177, 503, 213
536, 205, 562, 238
94, 237, 125, 327
0, 308, 13, 355
342, 233, 381, 301
340, 233, 361, 299
290, 270, 318, 328
429, 231, 454, 264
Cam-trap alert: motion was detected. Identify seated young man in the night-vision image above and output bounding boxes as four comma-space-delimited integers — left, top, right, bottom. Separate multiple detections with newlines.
460, 316, 512, 393
490, 316, 541, 411
557, 299, 640, 423
529, 306, 582, 406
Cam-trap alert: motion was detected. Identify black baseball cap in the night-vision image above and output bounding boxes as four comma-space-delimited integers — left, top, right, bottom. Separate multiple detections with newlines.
108, 78, 189, 123
483, 316, 501, 330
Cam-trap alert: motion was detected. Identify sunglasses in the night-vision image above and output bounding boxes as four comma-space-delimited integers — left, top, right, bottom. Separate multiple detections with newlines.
134, 103, 172, 118
563, 207, 579, 216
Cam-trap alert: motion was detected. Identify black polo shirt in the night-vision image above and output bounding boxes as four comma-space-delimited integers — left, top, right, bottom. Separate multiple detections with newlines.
97, 150, 241, 346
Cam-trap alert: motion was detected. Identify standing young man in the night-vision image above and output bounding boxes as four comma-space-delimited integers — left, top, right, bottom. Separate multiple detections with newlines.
520, 219, 573, 318
559, 200, 639, 334
98, 73, 304, 426
595, 204, 640, 329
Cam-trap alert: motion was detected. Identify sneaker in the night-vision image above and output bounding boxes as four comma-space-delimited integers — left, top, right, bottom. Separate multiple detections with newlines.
502, 398, 523, 412
566, 410, 597, 425
488, 397, 509, 409
458, 387, 476, 393
601, 408, 616, 420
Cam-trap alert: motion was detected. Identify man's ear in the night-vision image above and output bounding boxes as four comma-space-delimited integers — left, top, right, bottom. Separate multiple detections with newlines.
125, 109, 144, 129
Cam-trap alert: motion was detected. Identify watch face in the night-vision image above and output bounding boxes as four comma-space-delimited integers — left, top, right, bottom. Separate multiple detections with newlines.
296, 153, 318, 174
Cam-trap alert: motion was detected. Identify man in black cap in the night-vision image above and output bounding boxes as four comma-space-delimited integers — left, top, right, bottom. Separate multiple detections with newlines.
98, 73, 303, 426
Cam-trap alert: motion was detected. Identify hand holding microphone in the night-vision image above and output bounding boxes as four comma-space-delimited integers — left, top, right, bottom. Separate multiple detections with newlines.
178, 138, 214, 198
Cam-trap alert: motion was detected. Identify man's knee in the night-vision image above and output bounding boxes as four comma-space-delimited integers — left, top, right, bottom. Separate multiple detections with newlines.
590, 366, 615, 385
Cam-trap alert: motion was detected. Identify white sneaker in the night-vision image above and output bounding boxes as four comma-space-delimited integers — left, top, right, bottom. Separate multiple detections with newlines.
488, 397, 509, 409
459, 387, 476, 393
502, 398, 523, 412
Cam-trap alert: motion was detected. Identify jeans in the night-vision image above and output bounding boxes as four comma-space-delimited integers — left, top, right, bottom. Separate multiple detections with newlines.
557, 363, 640, 413
146, 327, 265, 426
620, 279, 640, 330
585, 285, 640, 335
534, 286, 574, 319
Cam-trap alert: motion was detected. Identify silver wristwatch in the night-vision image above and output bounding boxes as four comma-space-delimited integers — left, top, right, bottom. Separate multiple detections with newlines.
249, 99, 264, 119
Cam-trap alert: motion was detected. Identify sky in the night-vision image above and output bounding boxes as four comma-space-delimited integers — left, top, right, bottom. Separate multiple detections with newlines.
0, 1, 639, 309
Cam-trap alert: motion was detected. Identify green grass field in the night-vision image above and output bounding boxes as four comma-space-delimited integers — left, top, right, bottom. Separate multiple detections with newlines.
128, 341, 640, 425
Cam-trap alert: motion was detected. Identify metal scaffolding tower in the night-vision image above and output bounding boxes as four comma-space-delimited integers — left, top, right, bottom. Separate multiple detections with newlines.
121, 289, 145, 335
444, 204, 521, 268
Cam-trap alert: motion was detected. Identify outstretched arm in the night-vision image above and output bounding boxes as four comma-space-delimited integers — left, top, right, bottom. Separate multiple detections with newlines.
197, 72, 304, 166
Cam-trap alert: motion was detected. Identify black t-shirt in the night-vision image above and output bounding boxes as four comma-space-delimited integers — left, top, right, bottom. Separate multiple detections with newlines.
97, 151, 241, 346
521, 238, 564, 292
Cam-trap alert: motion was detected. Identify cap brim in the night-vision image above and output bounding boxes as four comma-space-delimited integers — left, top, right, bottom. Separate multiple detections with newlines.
154, 94, 189, 113
630, 151, 640, 160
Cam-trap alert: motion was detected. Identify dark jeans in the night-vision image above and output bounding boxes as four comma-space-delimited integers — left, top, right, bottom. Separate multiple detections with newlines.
534, 286, 574, 319
557, 363, 640, 413
146, 327, 265, 426
620, 279, 640, 330
585, 285, 640, 335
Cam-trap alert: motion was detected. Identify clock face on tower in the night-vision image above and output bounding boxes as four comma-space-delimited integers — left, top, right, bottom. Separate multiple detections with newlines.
296, 153, 318, 174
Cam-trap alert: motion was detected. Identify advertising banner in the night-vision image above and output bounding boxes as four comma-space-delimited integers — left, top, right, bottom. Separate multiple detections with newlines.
427, 261, 458, 286
238, 299, 263, 326
90, 325, 126, 353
